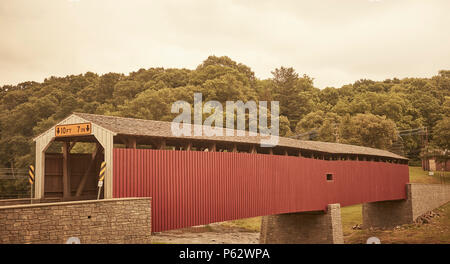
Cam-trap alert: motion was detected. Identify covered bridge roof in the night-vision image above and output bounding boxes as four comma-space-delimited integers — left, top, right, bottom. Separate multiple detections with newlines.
64, 112, 407, 160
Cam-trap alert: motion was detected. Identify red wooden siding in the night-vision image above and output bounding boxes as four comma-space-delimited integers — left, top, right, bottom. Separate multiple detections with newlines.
113, 149, 409, 232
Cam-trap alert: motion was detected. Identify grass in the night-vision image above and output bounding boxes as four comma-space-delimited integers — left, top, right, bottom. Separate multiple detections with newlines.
409, 166, 450, 184
341, 166, 450, 243
341, 204, 363, 236
219, 217, 261, 232
219, 202, 450, 244
343, 202, 450, 244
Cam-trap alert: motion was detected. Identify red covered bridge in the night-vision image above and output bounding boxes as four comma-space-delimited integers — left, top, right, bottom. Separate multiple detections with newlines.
33, 113, 409, 233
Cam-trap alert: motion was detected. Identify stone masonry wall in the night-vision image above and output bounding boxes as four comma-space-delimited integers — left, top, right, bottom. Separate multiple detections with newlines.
363, 183, 450, 229
0, 198, 151, 244
409, 183, 450, 220
260, 204, 344, 244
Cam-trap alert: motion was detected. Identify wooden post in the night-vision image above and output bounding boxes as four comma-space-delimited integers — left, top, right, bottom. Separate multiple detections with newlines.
250, 145, 257, 154
68, 141, 77, 152
298, 151, 302, 157
128, 138, 137, 149
122, 137, 137, 149
185, 142, 192, 151
284, 149, 288, 156
75, 143, 101, 197
209, 143, 216, 152
269, 148, 273, 155
62, 141, 71, 199
232, 144, 237, 152
158, 139, 166, 150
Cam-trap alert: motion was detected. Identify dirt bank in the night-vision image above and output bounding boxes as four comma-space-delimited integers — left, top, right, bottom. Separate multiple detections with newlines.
151, 225, 260, 244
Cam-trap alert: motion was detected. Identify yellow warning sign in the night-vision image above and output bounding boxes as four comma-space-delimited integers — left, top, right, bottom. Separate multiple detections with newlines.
55, 123, 92, 137
28, 165, 35, 185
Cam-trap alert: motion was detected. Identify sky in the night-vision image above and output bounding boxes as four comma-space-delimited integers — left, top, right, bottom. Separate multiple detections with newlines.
1, 0, 449, 88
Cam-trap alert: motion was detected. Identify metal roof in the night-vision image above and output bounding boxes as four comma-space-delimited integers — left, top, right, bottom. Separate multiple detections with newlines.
68, 112, 407, 160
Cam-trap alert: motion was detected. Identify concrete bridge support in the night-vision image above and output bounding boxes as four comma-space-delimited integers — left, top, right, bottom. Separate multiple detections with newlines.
363, 183, 450, 229
260, 204, 344, 244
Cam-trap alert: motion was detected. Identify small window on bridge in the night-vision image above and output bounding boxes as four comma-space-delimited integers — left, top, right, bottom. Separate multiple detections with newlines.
326, 173, 333, 181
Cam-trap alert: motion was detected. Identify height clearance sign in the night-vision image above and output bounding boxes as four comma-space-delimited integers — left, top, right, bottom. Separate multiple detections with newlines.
55, 123, 92, 137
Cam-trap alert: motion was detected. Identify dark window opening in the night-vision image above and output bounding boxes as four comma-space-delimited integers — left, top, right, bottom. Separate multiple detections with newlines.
326, 173, 333, 181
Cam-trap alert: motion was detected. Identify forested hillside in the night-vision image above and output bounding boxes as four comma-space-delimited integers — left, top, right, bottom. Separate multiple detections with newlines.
0, 56, 449, 168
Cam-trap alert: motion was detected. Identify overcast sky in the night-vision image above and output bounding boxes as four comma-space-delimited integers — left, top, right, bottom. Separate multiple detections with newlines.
1, 0, 449, 88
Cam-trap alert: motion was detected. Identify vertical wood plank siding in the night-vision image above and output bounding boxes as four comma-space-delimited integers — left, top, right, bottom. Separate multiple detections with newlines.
113, 149, 409, 232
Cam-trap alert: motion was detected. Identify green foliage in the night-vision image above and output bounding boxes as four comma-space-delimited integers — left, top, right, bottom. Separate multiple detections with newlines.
339, 113, 397, 149
0, 178, 29, 199
433, 117, 450, 150
271, 67, 318, 128
0, 55, 448, 170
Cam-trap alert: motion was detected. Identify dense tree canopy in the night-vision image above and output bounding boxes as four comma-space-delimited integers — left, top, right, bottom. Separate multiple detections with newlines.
0, 56, 448, 168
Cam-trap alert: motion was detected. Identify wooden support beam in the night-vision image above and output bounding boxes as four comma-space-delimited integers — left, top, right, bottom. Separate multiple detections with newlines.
298, 151, 302, 157
120, 136, 137, 149
284, 149, 288, 156
119, 136, 128, 146
209, 143, 216, 152
128, 137, 137, 149
62, 142, 71, 199
75, 143, 101, 197
269, 148, 273, 155
250, 145, 257, 154
158, 139, 166, 150
185, 142, 192, 151
68, 140, 77, 152
232, 144, 237, 152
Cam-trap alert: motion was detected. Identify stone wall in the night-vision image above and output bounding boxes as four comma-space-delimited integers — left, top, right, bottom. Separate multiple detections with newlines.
260, 204, 344, 244
409, 183, 450, 220
0, 198, 151, 244
363, 183, 450, 229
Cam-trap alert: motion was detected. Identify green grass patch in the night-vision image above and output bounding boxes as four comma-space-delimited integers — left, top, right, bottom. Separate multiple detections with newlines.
219, 217, 261, 232
409, 166, 450, 184
344, 202, 450, 244
341, 204, 362, 236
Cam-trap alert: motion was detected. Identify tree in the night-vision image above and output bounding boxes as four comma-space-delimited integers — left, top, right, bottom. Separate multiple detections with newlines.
295, 111, 339, 142
96, 73, 123, 102
112, 80, 143, 105
433, 117, 450, 150
339, 113, 397, 150
0, 55, 447, 168
271, 67, 318, 129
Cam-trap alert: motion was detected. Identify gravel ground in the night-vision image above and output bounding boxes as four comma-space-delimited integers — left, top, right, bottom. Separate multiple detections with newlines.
151, 225, 260, 244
